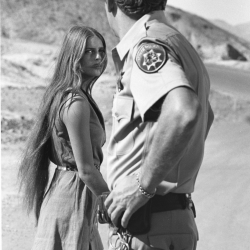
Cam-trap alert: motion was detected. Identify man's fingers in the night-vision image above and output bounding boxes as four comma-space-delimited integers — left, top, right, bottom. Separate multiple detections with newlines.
107, 203, 117, 218
121, 195, 149, 228
104, 191, 114, 209
110, 206, 125, 227
120, 207, 133, 228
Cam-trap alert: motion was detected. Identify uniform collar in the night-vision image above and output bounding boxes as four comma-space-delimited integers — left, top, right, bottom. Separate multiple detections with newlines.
114, 11, 167, 61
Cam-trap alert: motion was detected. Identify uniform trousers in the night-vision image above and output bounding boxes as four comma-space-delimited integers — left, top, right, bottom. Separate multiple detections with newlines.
109, 208, 198, 250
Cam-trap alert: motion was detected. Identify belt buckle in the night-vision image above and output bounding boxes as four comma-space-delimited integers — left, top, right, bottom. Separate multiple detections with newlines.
57, 166, 75, 171
57, 166, 67, 171
66, 166, 77, 171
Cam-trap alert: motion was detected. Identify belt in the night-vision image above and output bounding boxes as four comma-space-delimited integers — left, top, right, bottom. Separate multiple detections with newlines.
151, 193, 186, 212
118, 192, 195, 236
151, 192, 196, 217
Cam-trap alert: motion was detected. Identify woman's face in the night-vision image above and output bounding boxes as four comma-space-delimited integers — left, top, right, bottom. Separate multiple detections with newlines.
81, 36, 106, 80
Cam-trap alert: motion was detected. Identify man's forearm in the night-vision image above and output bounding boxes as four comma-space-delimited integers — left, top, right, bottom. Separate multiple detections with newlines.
140, 88, 201, 193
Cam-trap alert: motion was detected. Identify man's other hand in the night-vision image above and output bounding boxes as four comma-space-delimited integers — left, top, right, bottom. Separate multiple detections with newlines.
104, 174, 149, 228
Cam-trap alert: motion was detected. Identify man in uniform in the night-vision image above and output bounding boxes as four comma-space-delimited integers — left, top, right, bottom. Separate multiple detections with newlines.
98, 0, 214, 249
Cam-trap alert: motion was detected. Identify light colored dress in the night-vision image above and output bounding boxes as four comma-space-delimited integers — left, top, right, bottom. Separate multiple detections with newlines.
32, 91, 106, 250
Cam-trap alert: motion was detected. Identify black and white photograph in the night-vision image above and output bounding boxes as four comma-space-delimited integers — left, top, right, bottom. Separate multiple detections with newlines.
1, 0, 250, 249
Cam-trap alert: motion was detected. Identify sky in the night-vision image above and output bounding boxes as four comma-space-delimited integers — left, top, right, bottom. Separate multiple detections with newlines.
167, 0, 250, 26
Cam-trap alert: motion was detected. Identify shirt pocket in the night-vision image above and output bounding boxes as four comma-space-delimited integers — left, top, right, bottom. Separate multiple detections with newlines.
148, 233, 197, 250
112, 95, 135, 155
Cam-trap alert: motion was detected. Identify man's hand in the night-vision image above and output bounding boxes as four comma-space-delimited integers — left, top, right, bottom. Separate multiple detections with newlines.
104, 175, 149, 228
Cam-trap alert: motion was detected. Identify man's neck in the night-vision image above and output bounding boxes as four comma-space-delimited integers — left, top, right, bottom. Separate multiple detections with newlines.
115, 11, 138, 40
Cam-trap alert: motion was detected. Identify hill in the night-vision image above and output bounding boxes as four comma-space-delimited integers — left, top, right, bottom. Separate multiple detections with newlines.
164, 6, 250, 61
211, 19, 250, 43
1, 0, 250, 62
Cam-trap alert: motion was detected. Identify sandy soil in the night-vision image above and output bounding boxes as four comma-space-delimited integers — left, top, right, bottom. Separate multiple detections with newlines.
1, 39, 250, 250
195, 121, 250, 250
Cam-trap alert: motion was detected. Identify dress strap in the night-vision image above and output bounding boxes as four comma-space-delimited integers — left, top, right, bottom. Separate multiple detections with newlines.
81, 90, 106, 131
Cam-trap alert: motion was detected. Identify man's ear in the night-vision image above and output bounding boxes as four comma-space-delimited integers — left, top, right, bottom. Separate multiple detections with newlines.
106, 0, 116, 12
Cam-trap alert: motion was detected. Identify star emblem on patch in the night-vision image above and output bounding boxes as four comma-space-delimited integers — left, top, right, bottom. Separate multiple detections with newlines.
135, 43, 168, 73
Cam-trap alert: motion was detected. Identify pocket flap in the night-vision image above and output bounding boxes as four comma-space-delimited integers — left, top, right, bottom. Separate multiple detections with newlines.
149, 235, 171, 250
149, 234, 195, 250
112, 96, 133, 121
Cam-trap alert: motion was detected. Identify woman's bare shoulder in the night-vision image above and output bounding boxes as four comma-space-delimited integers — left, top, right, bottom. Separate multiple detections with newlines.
60, 92, 90, 123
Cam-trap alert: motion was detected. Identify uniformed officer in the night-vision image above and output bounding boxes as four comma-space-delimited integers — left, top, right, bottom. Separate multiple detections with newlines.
98, 0, 214, 249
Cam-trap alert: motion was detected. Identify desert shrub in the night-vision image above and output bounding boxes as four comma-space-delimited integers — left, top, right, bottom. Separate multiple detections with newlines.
1, 116, 35, 143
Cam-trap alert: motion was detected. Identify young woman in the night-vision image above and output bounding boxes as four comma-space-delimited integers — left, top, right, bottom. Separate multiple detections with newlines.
18, 26, 109, 250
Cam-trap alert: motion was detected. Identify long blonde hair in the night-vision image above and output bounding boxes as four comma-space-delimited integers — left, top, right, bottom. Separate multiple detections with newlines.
18, 26, 107, 222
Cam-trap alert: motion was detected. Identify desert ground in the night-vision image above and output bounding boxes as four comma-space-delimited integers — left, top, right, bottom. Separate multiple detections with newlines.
1, 38, 250, 250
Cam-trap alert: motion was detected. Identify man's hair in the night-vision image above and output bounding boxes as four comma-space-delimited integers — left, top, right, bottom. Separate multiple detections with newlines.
116, 0, 167, 19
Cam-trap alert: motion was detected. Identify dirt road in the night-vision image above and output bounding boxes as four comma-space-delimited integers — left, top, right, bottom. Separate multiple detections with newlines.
2, 50, 250, 249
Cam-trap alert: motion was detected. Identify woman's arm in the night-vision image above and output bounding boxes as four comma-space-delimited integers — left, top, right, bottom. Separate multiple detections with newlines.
62, 95, 109, 196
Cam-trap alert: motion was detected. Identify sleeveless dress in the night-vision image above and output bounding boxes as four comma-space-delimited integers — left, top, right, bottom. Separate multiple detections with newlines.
32, 91, 106, 250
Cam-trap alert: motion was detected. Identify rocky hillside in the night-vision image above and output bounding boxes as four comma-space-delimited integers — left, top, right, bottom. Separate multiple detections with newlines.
164, 6, 250, 61
1, 0, 118, 51
1, 0, 250, 62
211, 19, 250, 43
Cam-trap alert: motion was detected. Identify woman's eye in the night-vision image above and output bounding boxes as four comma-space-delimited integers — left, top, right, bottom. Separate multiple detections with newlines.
85, 50, 93, 54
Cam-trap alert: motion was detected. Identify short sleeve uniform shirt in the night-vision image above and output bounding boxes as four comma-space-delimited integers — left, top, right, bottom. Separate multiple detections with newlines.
107, 11, 211, 193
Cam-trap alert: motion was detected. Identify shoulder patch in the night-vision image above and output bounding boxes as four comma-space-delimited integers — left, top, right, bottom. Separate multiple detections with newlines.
135, 43, 168, 73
